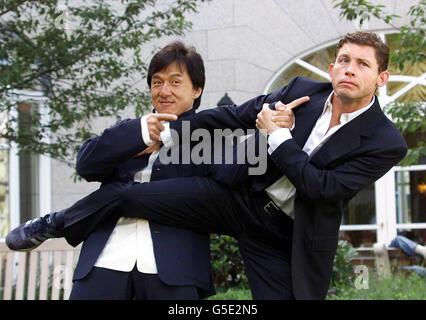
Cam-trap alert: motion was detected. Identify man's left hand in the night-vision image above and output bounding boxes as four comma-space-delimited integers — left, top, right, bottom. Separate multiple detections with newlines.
256, 96, 310, 133
134, 141, 162, 157
256, 104, 280, 134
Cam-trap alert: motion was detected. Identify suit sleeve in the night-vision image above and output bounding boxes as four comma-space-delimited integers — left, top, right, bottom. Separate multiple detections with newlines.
169, 77, 301, 136
76, 118, 146, 182
269, 133, 407, 202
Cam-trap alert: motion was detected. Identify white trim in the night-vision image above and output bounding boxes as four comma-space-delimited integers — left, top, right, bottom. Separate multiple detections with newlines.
394, 164, 426, 172
9, 148, 20, 230
8, 107, 20, 230
339, 224, 377, 231
375, 169, 398, 243
396, 223, 426, 230
389, 72, 426, 101
5, 89, 49, 102
389, 74, 426, 84
294, 59, 330, 81
38, 102, 52, 216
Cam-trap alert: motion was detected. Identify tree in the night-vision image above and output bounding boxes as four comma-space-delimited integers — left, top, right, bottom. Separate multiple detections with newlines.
333, 0, 425, 165
0, 0, 207, 164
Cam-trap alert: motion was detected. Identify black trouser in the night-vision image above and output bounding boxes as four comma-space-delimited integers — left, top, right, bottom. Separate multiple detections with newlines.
69, 266, 199, 300
62, 177, 295, 300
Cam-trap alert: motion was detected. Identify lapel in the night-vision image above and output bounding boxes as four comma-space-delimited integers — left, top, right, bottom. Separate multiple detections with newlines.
309, 97, 381, 168
291, 90, 330, 148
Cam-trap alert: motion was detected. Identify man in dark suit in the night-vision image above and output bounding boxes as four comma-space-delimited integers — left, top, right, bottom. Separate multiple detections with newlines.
8, 31, 407, 299
9, 41, 217, 299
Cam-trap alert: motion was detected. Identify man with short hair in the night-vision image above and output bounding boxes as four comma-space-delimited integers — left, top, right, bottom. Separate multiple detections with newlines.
9, 42, 217, 300
8, 31, 407, 299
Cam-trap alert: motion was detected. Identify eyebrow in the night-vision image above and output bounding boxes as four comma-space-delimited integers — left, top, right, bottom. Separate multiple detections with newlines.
338, 53, 372, 64
152, 72, 183, 78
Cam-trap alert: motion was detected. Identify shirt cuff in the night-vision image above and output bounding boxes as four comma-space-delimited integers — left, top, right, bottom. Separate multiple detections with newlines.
160, 122, 174, 148
267, 128, 292, 154
141, 115, 152, 146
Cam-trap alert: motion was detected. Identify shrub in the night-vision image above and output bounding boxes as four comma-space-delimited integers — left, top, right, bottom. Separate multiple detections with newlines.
330, 240, 359, 290
210, 234, 248, 290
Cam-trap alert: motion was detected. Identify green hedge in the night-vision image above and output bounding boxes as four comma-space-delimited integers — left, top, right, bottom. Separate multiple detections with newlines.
210, 234, 248, 290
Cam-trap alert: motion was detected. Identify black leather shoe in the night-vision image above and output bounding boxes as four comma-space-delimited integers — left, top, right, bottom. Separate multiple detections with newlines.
5, 214, 63, 251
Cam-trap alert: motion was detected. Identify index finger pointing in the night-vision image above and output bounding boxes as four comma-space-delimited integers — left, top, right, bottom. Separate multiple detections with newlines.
286, 96, 310, 110
154, 113, 178, 122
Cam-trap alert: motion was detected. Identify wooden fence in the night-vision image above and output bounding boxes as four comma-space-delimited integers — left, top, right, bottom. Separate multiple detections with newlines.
0, 239, 417, 300
0, 239, 81, 300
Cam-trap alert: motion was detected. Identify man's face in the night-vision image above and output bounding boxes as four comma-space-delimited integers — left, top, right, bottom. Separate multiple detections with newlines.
328, 42, 389, 107
150, 62, 202, 116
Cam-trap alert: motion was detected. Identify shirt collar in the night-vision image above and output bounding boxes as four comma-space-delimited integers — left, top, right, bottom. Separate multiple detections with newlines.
323, 92, 376, 124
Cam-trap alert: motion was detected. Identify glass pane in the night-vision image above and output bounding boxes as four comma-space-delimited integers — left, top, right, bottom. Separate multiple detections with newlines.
268, 64, 328, 93
18, 103, 39, 222
301, 45, 335, 71
0, 148, 9, 238
393, 85, 426, 103
339, 230, 377, 248
395, 170, 426, 224
387, 81, 408, 96
385, 33, 425, 77
342, 184, 376, 225
19, 152, 39, 222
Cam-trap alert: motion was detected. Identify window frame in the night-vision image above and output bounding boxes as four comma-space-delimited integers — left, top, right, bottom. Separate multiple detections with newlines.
0, 89, 51, 241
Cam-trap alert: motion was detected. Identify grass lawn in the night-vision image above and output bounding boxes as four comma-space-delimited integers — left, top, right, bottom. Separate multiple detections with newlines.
207, 272, 426, 300
327, 272, 426, 300
207, 288, 252, 300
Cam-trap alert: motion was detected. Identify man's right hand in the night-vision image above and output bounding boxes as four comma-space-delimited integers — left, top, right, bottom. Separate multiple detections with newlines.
146, 113, 178, 142
272, 96, 309, 128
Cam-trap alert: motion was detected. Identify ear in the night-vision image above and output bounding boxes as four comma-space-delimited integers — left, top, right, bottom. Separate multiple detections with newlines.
193, 87, 202, 99
328, 63, 334, 78
377, 71, 390, 87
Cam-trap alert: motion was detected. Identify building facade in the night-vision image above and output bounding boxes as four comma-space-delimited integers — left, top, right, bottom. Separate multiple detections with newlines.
0, 0, 424, 248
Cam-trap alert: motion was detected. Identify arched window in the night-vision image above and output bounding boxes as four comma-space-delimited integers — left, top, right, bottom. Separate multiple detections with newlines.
265, 32, 426, 247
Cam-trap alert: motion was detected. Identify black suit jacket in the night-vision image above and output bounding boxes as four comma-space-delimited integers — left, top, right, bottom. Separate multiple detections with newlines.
72, 109, 214, 297
170, 76, 408, 299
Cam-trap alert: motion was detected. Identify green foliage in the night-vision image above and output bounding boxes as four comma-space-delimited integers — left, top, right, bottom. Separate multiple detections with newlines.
330, 240, 359, 289
0, 0, 208, 164
210, 234, 249, 290
208, 272, 426, 300
327, 272, 426, 300
333, 0, 425, 70
383, 101, 426, 165
333, 0, 400, 26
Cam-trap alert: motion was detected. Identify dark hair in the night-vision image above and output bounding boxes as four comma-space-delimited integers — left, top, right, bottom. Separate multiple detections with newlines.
335, 31, 390, 73
147, 41, 205, 109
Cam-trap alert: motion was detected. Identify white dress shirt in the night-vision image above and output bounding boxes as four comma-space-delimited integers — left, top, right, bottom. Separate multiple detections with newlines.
94, 116, 159, 273
265, 92, 375, 218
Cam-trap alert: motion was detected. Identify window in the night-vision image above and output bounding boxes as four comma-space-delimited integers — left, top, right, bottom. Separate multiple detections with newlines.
0, 92, 51, 240
264, 32, 426, 247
